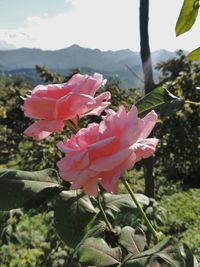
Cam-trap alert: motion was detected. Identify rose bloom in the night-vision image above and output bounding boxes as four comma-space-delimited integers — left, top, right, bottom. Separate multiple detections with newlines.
23, 73, 110, 140
57, 105, 158, 196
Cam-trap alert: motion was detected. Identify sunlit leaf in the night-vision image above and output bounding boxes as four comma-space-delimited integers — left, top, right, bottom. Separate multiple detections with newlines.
175, 0, 199, 36
136, 87, 184, 117
188, 47, 200, 60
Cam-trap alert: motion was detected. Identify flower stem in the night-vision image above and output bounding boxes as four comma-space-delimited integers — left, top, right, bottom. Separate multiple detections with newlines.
121, 177, 159, 243
97, 192, 112, 231
185, 100, 200, 107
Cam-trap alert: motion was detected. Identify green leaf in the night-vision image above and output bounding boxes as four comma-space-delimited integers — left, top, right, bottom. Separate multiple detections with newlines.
69, 221, 108, 266
175, 0, 199, 36
54, 191, 97, 248
122, 237, 186, 267
180, 244, 199, 267
0, 168, 62, 210
77, 237, 122, 267
82, 221, 107, 240
103, 193, 149, 214
135, 87, 184, 117
188, 47, 200, 60
118, 227, 146, 255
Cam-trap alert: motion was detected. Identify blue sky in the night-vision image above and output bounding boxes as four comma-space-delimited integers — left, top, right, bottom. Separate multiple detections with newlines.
0, 0, 72, 28
0, 0, 199, 51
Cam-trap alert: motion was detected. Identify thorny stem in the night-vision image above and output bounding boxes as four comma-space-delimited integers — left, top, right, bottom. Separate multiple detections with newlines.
97, 191, 113, 232
121, 177, 159, 243
185, 100, 200, 107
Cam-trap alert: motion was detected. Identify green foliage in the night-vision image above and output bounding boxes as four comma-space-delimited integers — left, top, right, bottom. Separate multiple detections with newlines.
160, 189, 200, 260
35, 65, 62, 83
0, 210, 68, 267
35, 65, 80, 84
104, 77, 140, 110
121, 237, 198, 267
0, 76, 31, 167
75, 235, 198, 267
175, 0, 199, 36
155, 52, 200, 185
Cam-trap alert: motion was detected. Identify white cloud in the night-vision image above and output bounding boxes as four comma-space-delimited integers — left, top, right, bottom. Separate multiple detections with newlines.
0, 40, 16, 50
0, 0, 199, 52
0, 0, 139, 51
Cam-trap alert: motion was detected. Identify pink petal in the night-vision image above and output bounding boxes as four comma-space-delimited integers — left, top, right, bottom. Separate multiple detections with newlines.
24, 120, 64, 140
100, 171, 122, 194
24, 96, 56, 120
66, 73, 89, 88
88, 136, 119, 161
32, 84, 71, 99
90, 146, 133, 172
127, 105, 138, 120
70, 169, 97, 190
132, 138, 159, 162
99, 111, 130, 143
57, 93, 95, 119
57, 123, 99, 153
72, 73, 104, 96
57, 133, 81, 153
100, 152, 136, 193
139, 111, 158, 139
82, 102, 110, 117
116, 105, 127, 118
102, 109, 116, 119
57, 150, 89, 171
81, 91, 111, 117
24, 122, 51, 141
83, 177, 99, 196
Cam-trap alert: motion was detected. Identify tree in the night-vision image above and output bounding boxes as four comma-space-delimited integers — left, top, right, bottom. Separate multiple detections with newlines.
139, 0, 156, 198
155, 52, 200, 186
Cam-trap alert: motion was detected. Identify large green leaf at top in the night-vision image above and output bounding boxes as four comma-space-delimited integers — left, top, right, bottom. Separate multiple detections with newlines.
77, 237, 122, 267
188, 47, 200, 60
54, 191, 97, 248
0, 168, 62, 211
175, 0, 199, 36
135, 87, 184, 117
121, 237, 198, 267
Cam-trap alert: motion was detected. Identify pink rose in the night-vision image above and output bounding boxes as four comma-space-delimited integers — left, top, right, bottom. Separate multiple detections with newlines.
23, 73, 110, 140
57, 105, 158, 196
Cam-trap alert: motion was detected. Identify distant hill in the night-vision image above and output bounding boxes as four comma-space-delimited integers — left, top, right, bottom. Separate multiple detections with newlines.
0, 44, 178, 88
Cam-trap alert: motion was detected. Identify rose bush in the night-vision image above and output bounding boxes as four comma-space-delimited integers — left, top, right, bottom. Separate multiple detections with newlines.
57, 105, 158, 196
23, 73, 110, 140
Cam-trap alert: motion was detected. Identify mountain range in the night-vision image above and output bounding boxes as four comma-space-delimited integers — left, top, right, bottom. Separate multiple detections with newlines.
0, 44, 178, 88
